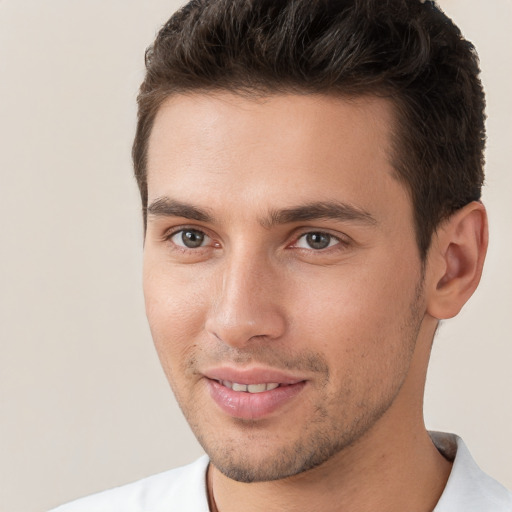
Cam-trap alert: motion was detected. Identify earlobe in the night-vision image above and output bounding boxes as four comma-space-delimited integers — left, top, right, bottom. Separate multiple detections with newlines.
426, 201, 488, 320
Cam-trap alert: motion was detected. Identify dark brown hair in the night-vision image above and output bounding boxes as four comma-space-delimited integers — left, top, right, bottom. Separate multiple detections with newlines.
133, 0, 486, 258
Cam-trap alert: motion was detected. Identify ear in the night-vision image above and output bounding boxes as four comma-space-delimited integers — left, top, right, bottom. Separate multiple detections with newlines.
426, 201, 488, 320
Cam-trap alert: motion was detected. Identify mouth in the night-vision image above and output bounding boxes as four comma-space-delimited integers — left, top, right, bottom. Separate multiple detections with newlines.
217, 380, 284, 393
204, 370, 307, 420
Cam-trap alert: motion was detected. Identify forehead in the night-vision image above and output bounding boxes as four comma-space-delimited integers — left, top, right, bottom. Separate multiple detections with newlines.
146, 92, 409, 224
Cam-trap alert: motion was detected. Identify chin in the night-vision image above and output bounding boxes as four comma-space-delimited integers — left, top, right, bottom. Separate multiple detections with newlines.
199, 424, 357, 483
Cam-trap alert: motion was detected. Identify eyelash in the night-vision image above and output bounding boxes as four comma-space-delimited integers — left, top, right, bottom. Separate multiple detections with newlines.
163, 227, 349, 254
292, 231, 346, 251
164, 227, 216, 251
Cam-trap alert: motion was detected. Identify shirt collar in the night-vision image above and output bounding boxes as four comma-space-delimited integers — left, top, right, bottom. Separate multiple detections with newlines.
431, 431, 512, 511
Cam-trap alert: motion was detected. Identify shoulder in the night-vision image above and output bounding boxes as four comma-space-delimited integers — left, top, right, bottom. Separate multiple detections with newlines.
431, 432, 512, 512
48, 455, 210, 512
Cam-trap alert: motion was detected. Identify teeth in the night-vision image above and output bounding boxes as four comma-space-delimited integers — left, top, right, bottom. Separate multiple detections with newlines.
220, 381, 280, 393
247, 383, 267, 393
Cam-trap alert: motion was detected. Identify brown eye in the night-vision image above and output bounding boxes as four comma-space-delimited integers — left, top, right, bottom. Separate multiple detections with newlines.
171, 229, 209, 248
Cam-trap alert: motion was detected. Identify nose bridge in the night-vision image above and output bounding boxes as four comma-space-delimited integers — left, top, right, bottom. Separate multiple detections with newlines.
205, 245, 285, 346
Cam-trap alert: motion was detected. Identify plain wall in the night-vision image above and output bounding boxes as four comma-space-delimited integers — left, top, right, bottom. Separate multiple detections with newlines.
0, 1, 510, 511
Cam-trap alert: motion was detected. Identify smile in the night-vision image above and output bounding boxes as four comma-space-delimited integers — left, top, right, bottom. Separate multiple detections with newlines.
207, 377, 306, 420
218, 381, 280, 393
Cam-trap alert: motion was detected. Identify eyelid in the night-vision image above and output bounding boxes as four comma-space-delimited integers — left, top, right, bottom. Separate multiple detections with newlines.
159, 224, 351, 253
288, 229, 352, 254
295, 232, 339, 249
170, 229, 211, 248
292, 228, 349, 243
162, 225, 219, 249
162, 224, 208, 240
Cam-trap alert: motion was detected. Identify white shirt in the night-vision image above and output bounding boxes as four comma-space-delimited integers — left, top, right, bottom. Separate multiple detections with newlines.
50, 433, 512, 511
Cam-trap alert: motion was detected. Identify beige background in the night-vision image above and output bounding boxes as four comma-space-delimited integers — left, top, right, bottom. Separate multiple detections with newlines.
0, 1, 510, 511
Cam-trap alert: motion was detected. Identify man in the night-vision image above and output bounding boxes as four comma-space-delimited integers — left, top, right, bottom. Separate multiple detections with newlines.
52, 0, 512, 510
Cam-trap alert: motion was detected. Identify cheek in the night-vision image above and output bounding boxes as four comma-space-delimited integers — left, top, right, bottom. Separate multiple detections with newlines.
289, 257, 421, 370
293, 267, 410, 332
143, 260, 210, 376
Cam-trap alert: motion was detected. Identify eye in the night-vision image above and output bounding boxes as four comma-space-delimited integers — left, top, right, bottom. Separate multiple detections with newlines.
294, 232, 340, 250
170, 229, 211, 249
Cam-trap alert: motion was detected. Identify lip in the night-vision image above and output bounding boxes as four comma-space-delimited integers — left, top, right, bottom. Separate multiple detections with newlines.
203, 366, 307, 420
203, 366, 304, 386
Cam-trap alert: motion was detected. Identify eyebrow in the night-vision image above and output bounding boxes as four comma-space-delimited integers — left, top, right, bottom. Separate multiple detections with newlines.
147, 197, 377, 227
265, 201, 377, 228
147, 197, 213, 223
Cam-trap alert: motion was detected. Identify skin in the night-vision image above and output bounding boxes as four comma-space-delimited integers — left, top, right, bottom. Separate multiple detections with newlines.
143, 93, 488, 512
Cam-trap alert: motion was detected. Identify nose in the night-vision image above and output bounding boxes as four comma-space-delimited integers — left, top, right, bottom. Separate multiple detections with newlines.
204, 250, 286, 348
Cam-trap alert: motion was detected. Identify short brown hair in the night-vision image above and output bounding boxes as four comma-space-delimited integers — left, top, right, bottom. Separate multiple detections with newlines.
133, 0, 486, 258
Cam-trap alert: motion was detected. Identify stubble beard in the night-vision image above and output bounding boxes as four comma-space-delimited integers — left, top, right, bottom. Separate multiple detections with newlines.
174, 278, 426, 484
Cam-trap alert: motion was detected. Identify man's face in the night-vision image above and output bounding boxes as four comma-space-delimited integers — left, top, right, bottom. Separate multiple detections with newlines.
143, 93, 430, 482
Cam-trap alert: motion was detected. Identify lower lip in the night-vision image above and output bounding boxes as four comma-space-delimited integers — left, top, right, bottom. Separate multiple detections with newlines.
206, 379, 306, 420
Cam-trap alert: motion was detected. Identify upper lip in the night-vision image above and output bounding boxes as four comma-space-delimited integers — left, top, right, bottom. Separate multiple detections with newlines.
203, 366, 305, 385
